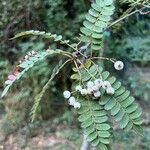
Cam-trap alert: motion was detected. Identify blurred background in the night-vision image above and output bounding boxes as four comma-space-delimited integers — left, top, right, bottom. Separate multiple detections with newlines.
0, 0, 150, 149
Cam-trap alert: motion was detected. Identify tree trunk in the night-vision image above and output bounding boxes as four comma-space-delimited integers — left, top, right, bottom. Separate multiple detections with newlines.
80, 134, 90, 150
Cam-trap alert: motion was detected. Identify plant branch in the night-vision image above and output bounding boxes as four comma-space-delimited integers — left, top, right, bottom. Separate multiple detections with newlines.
107, 6, 145, 29
31, 59, 72, 122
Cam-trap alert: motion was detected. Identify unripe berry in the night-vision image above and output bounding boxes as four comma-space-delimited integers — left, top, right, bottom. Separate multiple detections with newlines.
75, 85, 82, 92
25, 55, 29, 60
93, 91, 101, 98
92, 85, 99, 92
68, 96, 76, 106
81, 89, 88, 95
87, 88, 93, 95
106, 87, 115, 95
87, 81, 94, 88
63, 90, 71, 99
114, 61, 124, 70
74, 102, 81, 109
102, 81, 111, 89
31, 51, 36, 55
94, 79, 103, 88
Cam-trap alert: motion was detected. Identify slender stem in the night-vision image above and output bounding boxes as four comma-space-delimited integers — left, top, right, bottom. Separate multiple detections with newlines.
64, 41, 87, 58
90, 57, 116, 63
107, 7, 145, 29
74, 60, 82, 84
78, 59, 96, 80
54, 50, 73, 59
31, 59, 72, 122
90, 60, 103, 80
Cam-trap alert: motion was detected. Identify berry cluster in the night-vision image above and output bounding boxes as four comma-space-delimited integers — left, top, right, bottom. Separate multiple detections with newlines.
63, 79, 115, 109
75, 79, 115, 99
63, 91, 81, 109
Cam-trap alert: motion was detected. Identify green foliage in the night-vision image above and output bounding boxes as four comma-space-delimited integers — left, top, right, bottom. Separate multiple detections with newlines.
99, 71, 143, 133
119, 0, 149, 5
0, 0, 146, 149
78, 98, 111, 149
1, 51, 50, 98
74, 64, 143, 149
11, 30, 70, 45
80, 0, 115, 52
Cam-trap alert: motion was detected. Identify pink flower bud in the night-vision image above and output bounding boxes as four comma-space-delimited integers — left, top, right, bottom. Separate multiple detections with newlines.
8, 75, 17, 81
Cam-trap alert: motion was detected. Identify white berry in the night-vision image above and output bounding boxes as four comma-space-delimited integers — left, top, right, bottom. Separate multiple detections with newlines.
87, 88, 93, 95
81, 89, 88, 95
75, 85, 82, 91
68, 96, 76, 106
63, 90, 71, 99
92, 85, 99, 92
106, 87, 115, 95
93, 91, 101, 98
25, 55, 29, 59
94, 79, 103, 88
114, 61, 124, 70
102, 81, 111, 89
31, 50, 36, 55
87, 81, 94, 88
74, 102, 81, 109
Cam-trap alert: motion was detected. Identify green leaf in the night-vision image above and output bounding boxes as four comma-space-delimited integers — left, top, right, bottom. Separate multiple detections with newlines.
91, 138, 100, 146
121, 97, 134, 108
126, 103, 138, 114
112, 81, 122, 90
92, 110, 107, 117
99, 96, 111, 105
1, 84, 11, 98
78, 106, 89, 114
98, 131, 111, 138
81, 118, 93, 128
92, 44, 102, 50
129, 108, 142, 119
99, 138, 110, 144
133, 118, 143, 125
114, 108, 125, 121
78, 113, 91, 122
91, 3, 102, 12
102, 71, 110, 80
70, 74, 80, 80
96, 124, 111, 130
94, 116, 108, 123
110, 102, 121, 116
98, 143, 109, 150
89, 8, 99, 17
104, 98, 116, 110
120, 114, 130, 129
80, 35, 91, 42
114, 86, 126, 96
86, 14, 97, 23
104, 0, 113, 5
117, 91, 130, 102
80, 27, 92, 36
133, 125, 144, 136
83, 20, 94, 30
107, 76, 116, 84
88, 132, 98, 142
85, 126, 95, 136
95, 21, 107, 28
